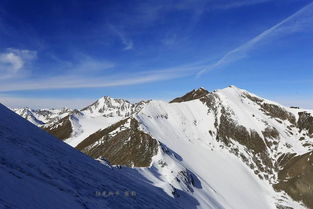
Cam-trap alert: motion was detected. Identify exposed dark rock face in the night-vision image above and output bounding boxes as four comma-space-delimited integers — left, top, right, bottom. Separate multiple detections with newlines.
297, 112, 313, 136
261, 104, 296, 124
170, 88, 209, 103
217, 107, 267, 153
216, 109, 276, 179
76, 119, 129, 150
175, 169, 200, 192
214, 103, 313, 208
276, 153, 297, 169
244, 93, 264, 104
274, 152, 313, 209
290, 106, 300, 109
200, 93, 219, 111
244, 93, 296, 124
200, 93, 277, 179
262, 127, 280, 139
43, 115, 73, 140
171, 88, 313, 208
76, 118, 158, 167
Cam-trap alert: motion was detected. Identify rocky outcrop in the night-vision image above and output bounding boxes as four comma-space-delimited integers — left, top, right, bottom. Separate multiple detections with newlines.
274, 152, 313, 209
170, 88, 209, 103
262, 127, 280, 139
43, 115, 73, 140
261, 103, 296, 124
217, 107, 267, 153
297, 112, 313, 136
76, 118, 158, 167
244, 93, 296, 124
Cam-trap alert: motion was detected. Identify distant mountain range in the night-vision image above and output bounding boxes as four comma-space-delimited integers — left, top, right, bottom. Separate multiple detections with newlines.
9, 86, 313, 209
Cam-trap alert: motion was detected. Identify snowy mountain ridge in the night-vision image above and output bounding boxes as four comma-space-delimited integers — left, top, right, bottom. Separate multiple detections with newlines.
12, 107, 73, 126
81, 96, 133, 117
11, 86, 313, 209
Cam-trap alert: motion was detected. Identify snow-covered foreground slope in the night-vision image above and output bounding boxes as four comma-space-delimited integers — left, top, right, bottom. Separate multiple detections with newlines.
0, 104, 205, 209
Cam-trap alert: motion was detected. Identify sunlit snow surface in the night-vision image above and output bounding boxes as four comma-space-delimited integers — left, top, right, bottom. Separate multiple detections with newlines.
135, 99, 306, 209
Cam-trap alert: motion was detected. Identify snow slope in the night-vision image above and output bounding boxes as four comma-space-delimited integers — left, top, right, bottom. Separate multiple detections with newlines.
0, 104, 202, 209
135, 97, 307, 209
64, 112, 125, 147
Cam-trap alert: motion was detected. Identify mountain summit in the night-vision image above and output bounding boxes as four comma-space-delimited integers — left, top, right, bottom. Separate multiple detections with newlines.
81, 96, 134, 117
170, 87, 209, 103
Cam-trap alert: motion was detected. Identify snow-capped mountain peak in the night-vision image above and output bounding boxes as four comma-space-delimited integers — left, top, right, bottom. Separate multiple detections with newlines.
81, 96, 133, 117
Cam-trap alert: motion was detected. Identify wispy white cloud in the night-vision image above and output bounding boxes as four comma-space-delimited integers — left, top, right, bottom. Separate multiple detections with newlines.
0, 95, 95, 109
197, 1, 313, 76
70, 56, 115, 73
0, 47, 206, 92
0, 52, 23, 71
0, 63, 201, 92
109, 25, 134, 50
125, 0, 273, 27
161, 33, 178, 47
0, 48, 37, 79
120, 36, 133, 50
211, 0, 272, 10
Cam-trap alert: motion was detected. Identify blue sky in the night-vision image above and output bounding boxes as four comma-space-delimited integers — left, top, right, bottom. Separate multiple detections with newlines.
0, 0, 312, 108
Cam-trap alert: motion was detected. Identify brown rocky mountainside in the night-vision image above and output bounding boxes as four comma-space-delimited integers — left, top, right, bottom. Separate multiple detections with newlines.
76, 118, 158, 167
170, 87, 209, 103
43, 115, 73, 140
274, 151, 313, 209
